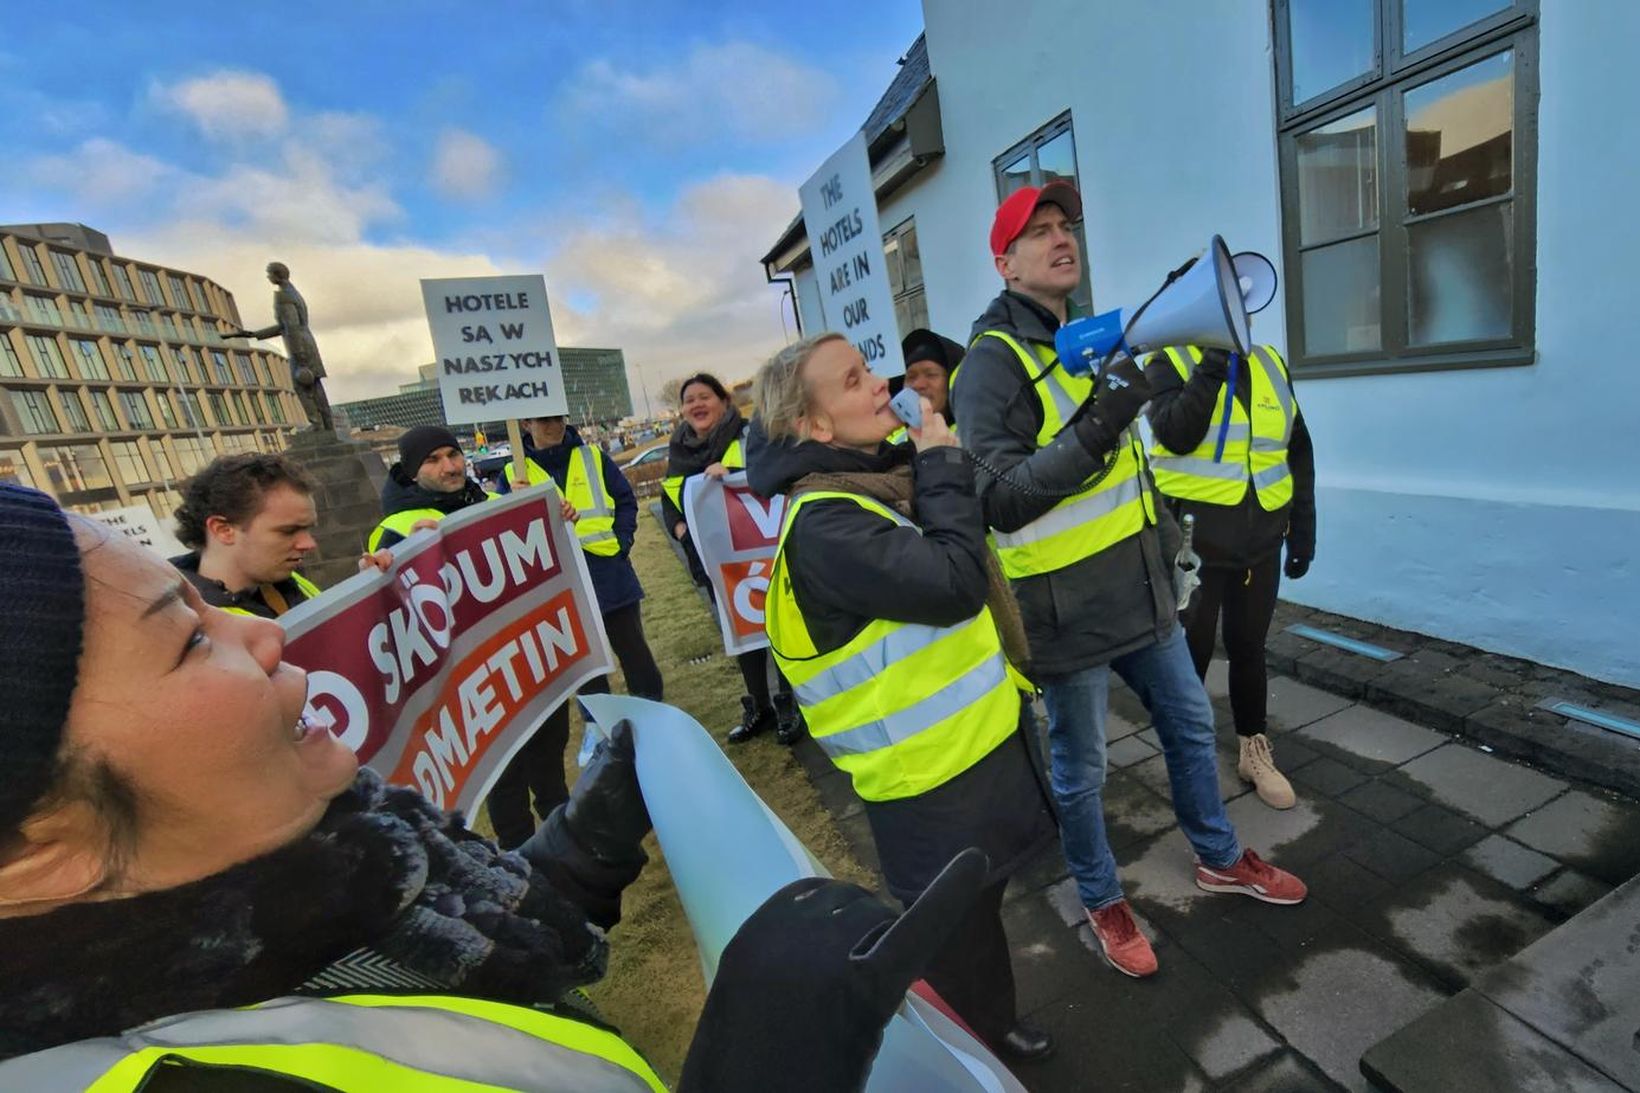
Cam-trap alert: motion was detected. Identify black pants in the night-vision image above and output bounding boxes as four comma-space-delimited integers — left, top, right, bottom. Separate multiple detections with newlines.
581, 601, 664, 702
735, 646, 790, 712
919, 879, 1017, 1044
487, 702, 571, 849
1184, 553, 1282, 737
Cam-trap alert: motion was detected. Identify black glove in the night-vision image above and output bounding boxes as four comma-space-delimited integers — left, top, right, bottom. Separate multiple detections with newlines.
1073, 356, 1153, 455
1194, 348, 1232, 381
678, 849, 989, 1093
1284, 544, 1312, 580
562, 719, 650, 863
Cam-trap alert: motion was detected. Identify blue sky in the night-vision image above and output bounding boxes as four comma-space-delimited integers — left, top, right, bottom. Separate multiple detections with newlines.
0, 1, 926, 402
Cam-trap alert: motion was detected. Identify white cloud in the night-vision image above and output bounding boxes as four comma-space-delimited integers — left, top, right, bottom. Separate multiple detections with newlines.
25, 138, 174, 204
430, 128, 505, 201
559, 41, 838, 145
154, 70, 289, 141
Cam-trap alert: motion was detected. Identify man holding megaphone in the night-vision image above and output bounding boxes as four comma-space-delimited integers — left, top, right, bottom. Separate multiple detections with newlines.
951, 183, 1306, 980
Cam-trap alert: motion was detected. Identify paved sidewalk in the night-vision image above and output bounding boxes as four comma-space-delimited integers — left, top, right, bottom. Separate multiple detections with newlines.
796, 662, 1640, 1091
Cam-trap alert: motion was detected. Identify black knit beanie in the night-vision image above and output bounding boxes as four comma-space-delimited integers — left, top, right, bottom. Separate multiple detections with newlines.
0, 484, 86, 835
398, 425, 462, 473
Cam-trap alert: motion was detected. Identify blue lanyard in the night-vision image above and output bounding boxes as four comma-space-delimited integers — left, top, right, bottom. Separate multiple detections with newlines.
1211, 352, 1240, 463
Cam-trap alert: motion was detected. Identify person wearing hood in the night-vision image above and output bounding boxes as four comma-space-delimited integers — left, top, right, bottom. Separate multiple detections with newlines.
499, 413, 663, 701
900, 327, 965, 424
663, 373, 798, 746
170, 452, 323, 619
745, 333, 1057, 1064
366, 424, 579, 849
0, 481, 990, 1093
950, 182, 1307, 980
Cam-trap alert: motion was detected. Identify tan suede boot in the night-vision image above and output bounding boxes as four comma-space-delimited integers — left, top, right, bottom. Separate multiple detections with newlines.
1238, 733, 1297, 809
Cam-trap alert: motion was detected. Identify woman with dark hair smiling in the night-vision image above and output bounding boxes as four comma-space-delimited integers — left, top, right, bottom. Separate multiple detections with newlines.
662, 371, 798, 746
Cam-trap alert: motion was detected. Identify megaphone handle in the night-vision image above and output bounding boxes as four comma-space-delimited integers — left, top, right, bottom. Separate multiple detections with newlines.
1211, 354, 1240, 464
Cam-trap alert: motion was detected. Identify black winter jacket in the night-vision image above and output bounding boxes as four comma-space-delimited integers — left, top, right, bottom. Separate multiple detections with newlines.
745, 423, 1055, 902
1145, 349, 1318, 570
170, 550, 317, 619
373, 463, 492, 550
952, 290, 1183, 677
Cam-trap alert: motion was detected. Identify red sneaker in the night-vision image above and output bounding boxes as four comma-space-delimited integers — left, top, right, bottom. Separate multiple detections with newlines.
1087, 900, 1158, 978
1195, 849, 1308, 904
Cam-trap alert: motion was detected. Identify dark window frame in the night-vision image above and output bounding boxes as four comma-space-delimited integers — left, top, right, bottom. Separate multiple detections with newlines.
1273, 0, 1539, 378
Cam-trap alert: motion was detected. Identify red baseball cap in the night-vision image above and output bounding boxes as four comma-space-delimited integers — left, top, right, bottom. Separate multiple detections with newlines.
990, 181, 1084, 257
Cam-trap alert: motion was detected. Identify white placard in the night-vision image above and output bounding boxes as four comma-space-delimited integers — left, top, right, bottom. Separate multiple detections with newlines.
421, 274, 568, 425
88, 503, 186, 559
799, 131, 905, 377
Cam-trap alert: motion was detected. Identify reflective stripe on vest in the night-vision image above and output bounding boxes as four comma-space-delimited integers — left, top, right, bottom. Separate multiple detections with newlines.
971, 331, 1157, 578
1147, 344, 1295, 511
505, 447, 620, 557
220, 572, 322, 619
367, 506, 446, 552
765, 491, 1021, 802
663, 434, 745, 513
0, 994, 665, 1093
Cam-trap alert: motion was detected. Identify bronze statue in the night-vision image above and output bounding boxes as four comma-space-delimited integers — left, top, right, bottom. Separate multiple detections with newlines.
225, 262, 334, 432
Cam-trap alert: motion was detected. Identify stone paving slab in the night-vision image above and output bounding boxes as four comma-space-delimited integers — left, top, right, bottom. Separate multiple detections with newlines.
1505, 790, 1640, 886
1386, 742, 1568, 827
1129, 746, 1251, 807
1359, 863, 1558, 987
1462, 835, 1561, 890
1391, 801, 1490, 857
1108, 734, 1160, 768
1264, 676, 1353, 733
1296, 706, 1449, 772
1362, 989, 1627, 1092
1224, 1050, 1344, 1092
1530, 869, 1613, 918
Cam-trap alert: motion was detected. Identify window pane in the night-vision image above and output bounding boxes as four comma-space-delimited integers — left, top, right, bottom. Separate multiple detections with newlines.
1405, 49, 1513, 216
1407, 201, 1513, 345
997, 153, 1032, 199
884, 233, 905, 297
1289, 0, 1376, 104
1296, 107, 1379, 245
1302, 236, 1382, 354
59, 390, 92, 432
42, 444, 112, 493
0, 245, 14, 282
1404, 0, 1509, 53
0, 450, 34, 487
898, 223, 923, 291
1036, 129, 1078, 187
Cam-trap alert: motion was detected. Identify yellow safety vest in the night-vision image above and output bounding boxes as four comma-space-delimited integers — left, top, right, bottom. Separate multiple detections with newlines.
367, 494, 498, 553
504, 446, 620, 557
765, 491, 1023, 803
662, 436, 744, 513
969, 331, 1157, 579
220, 572, 322, 618
1147, 345, 1296, 511
887, 423, 956, 446
0, 994, 666, 1092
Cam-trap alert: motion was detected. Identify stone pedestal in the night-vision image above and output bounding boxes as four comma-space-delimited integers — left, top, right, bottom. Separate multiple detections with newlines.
283, 430, 389, 590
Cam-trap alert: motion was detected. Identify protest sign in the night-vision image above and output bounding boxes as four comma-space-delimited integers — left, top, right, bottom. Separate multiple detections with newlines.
87, 503, 186, 559
421, 274, 568, 425
799, 131, 905, 377
278, 486, 611, 813
682, 470, 784, 655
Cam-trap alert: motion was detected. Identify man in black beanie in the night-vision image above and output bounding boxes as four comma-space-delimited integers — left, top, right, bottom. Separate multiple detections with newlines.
367, 425, 491, 552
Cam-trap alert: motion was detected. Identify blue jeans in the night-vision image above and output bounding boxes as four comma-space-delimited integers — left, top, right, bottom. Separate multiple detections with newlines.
1041, 626, 1241, 910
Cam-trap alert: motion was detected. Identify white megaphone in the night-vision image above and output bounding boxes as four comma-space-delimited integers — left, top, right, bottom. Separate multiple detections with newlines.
1056, 236, 1266, 375
1232, 250, 1278, 314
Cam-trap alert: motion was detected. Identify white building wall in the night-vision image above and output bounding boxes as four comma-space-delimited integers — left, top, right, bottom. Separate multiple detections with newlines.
789, 0, 1638, 685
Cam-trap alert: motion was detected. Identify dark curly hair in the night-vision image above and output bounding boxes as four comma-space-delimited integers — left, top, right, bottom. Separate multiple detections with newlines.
173, 453, 317, 549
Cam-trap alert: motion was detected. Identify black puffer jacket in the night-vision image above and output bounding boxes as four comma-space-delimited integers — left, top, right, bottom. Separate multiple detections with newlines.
745, 422, 1055, 902
372, 462, 492, 551
952, 290, 1182, 677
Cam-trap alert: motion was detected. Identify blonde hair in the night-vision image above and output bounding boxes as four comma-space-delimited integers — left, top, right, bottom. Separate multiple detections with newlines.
754, 332, 845, 440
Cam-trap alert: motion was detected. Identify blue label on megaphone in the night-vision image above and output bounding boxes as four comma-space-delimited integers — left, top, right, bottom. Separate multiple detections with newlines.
1054, 308, 1125, 375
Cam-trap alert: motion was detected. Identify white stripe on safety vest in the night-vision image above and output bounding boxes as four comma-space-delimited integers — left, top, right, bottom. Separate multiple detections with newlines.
991, 475, 1143, 549
575, 446, 612, 518
814, 652, 1009, 759
1149, 454, 1249, 481
1211, 423, 1253, 444
0, 997, 655, 1093
1248, 347, 1294, 440
793, 622, 955, 709
1252, 464, 1293, 491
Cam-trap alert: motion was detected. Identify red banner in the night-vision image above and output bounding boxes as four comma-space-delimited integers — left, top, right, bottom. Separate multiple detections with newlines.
682, 471, 785, 654
279, 487, 612, 812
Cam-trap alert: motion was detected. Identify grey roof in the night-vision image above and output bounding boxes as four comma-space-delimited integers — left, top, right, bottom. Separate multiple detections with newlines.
761, 33, 931, 268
